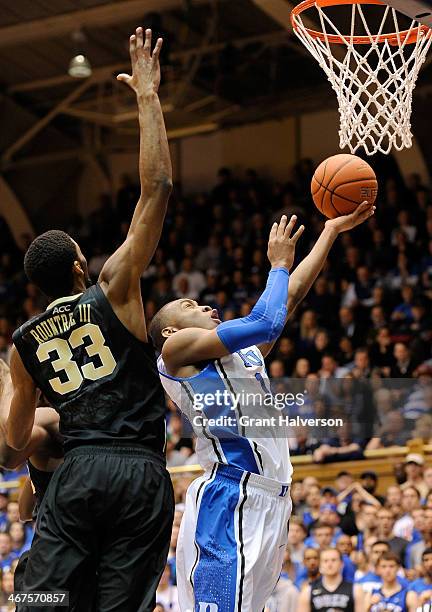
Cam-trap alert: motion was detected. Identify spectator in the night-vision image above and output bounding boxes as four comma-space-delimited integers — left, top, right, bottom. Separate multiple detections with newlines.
298, 548, 364, 611
288, 517, 307, 564
401, 454, 428, 499
407, 508, 432, 569
312, 424, 363, 464
409, 547, 432, 602
394, 486, 421, 541
155, 564, 180, 612
375, 507, 409, 565
364, 552, 417, 611
295, 547, 320, 590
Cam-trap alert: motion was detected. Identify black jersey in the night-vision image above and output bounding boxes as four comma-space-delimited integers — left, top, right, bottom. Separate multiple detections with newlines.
311, 578, 354, 612
13, 284, 166, 452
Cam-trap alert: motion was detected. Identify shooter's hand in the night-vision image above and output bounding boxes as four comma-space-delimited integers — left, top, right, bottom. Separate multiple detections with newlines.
325, 201, 375, 234
117, 27, 163, 97
267, 215, 304, 271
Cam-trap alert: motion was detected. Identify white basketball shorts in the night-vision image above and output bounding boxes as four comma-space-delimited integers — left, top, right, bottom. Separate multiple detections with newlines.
176, 463, 292, 612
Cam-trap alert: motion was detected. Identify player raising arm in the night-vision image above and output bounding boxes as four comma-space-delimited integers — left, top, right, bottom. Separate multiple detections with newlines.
7, 26, 172, 451
5, 27, 174, 612
258, 200, 375, 357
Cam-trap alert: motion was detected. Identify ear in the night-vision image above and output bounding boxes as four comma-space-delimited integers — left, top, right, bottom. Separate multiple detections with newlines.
73, 260, 83, 275
162, 326, 178, 339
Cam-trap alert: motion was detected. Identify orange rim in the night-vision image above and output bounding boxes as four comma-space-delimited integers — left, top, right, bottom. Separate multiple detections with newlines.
291, 0, 432, 45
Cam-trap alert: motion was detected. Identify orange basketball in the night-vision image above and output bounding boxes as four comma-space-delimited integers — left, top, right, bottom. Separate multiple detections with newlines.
311, 153, 378, 219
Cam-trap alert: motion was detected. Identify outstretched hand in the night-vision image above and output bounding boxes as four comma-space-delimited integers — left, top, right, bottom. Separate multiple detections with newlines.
325, 201, 375, 233
117, 27, 163, 97
267, 215, 305, 271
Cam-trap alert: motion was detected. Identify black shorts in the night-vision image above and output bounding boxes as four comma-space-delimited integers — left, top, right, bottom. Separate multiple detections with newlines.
19, 444, 174, 612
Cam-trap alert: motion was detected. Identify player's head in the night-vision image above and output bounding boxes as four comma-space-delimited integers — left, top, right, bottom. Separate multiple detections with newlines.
422, 548, 432, 579
24, 230, 91, 299
149, 299, 221, 352
376, 551, 400, 584
319, 548, 343, 579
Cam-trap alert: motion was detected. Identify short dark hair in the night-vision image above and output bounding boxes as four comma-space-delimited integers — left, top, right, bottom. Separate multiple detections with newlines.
148, 302, 176, 352
313, 522, 333, 532
24, 230, 77, 298
372, 540, 390, 550
320, 547, 342, 560
422, 547, 432, 559
377, 551, 400, 565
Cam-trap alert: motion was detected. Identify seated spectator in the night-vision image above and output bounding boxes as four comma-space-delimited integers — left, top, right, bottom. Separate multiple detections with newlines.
341, 265, 376, 308
424, 466, 432, 491
366, 411, 408, 450
385, 485, 403, 518
359, 471, 385, 505
369, 327, 395, 375
293, 358, 311, 378
298, 548, 364, 611
409, 547, 432, 603
391, 285, 415, 326
288, 517, 307, 564
394, 486, 422, 541
273, 337, 297, 375
402, 366, 432, 423
386, 253, 419, 290
295, 547, 320, 590
155, 564, 180, 612
8, 522, 29, 557
302, 485, 322, 528
353, 503, 379, 551
172, 257, 206, 300
305, 522, 335, 550
338, 306, 365, 348
391, 342, 417, 378
401, 454, 429, 499
375, 507, 409, 566
266, 547, 299, 612
355, 540, 408, 594
312, 423, 364, 464
407, 507, 432, 569
298, 310, 319, 354
0, 532, 17, 573
364, 552, 417, 611
336, 534, 357, 582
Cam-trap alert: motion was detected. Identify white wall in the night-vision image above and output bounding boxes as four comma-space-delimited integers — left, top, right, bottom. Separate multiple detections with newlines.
96, 110, 430, 197
179, 118, 297, 193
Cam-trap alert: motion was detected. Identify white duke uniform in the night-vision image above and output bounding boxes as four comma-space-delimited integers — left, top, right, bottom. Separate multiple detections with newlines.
158, 345, 293, 612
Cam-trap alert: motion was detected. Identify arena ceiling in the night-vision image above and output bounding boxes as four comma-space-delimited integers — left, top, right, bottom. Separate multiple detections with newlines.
1, 0, 432, 171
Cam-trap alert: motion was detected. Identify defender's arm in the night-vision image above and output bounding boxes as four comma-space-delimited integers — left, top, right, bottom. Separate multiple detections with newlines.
258, 202, 375, 357
18, 477, 36, 522
99, 28, 172, 341
6, 347, 39, 451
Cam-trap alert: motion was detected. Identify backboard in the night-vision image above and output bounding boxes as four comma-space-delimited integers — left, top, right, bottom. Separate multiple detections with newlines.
383, 0, 432, 27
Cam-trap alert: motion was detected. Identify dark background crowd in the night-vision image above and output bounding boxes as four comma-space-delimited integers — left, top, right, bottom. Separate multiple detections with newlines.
1, 157, 432, 610
1, 156, 432, 460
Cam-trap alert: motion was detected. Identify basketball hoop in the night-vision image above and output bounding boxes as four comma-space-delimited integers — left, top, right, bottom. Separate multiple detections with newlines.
291, 0, 432, 155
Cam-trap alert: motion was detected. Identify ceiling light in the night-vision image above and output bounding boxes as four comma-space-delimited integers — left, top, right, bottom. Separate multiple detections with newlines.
68, 54, 92, 78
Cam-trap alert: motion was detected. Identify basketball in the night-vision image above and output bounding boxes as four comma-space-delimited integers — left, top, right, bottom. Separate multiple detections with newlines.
311, 154, 378, 219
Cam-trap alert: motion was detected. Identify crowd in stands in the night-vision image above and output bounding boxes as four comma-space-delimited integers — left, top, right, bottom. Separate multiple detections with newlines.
0, 156, 432, 609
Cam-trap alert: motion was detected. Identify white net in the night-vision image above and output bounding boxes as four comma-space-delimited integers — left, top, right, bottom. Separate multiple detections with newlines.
292, 2, 432, 155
